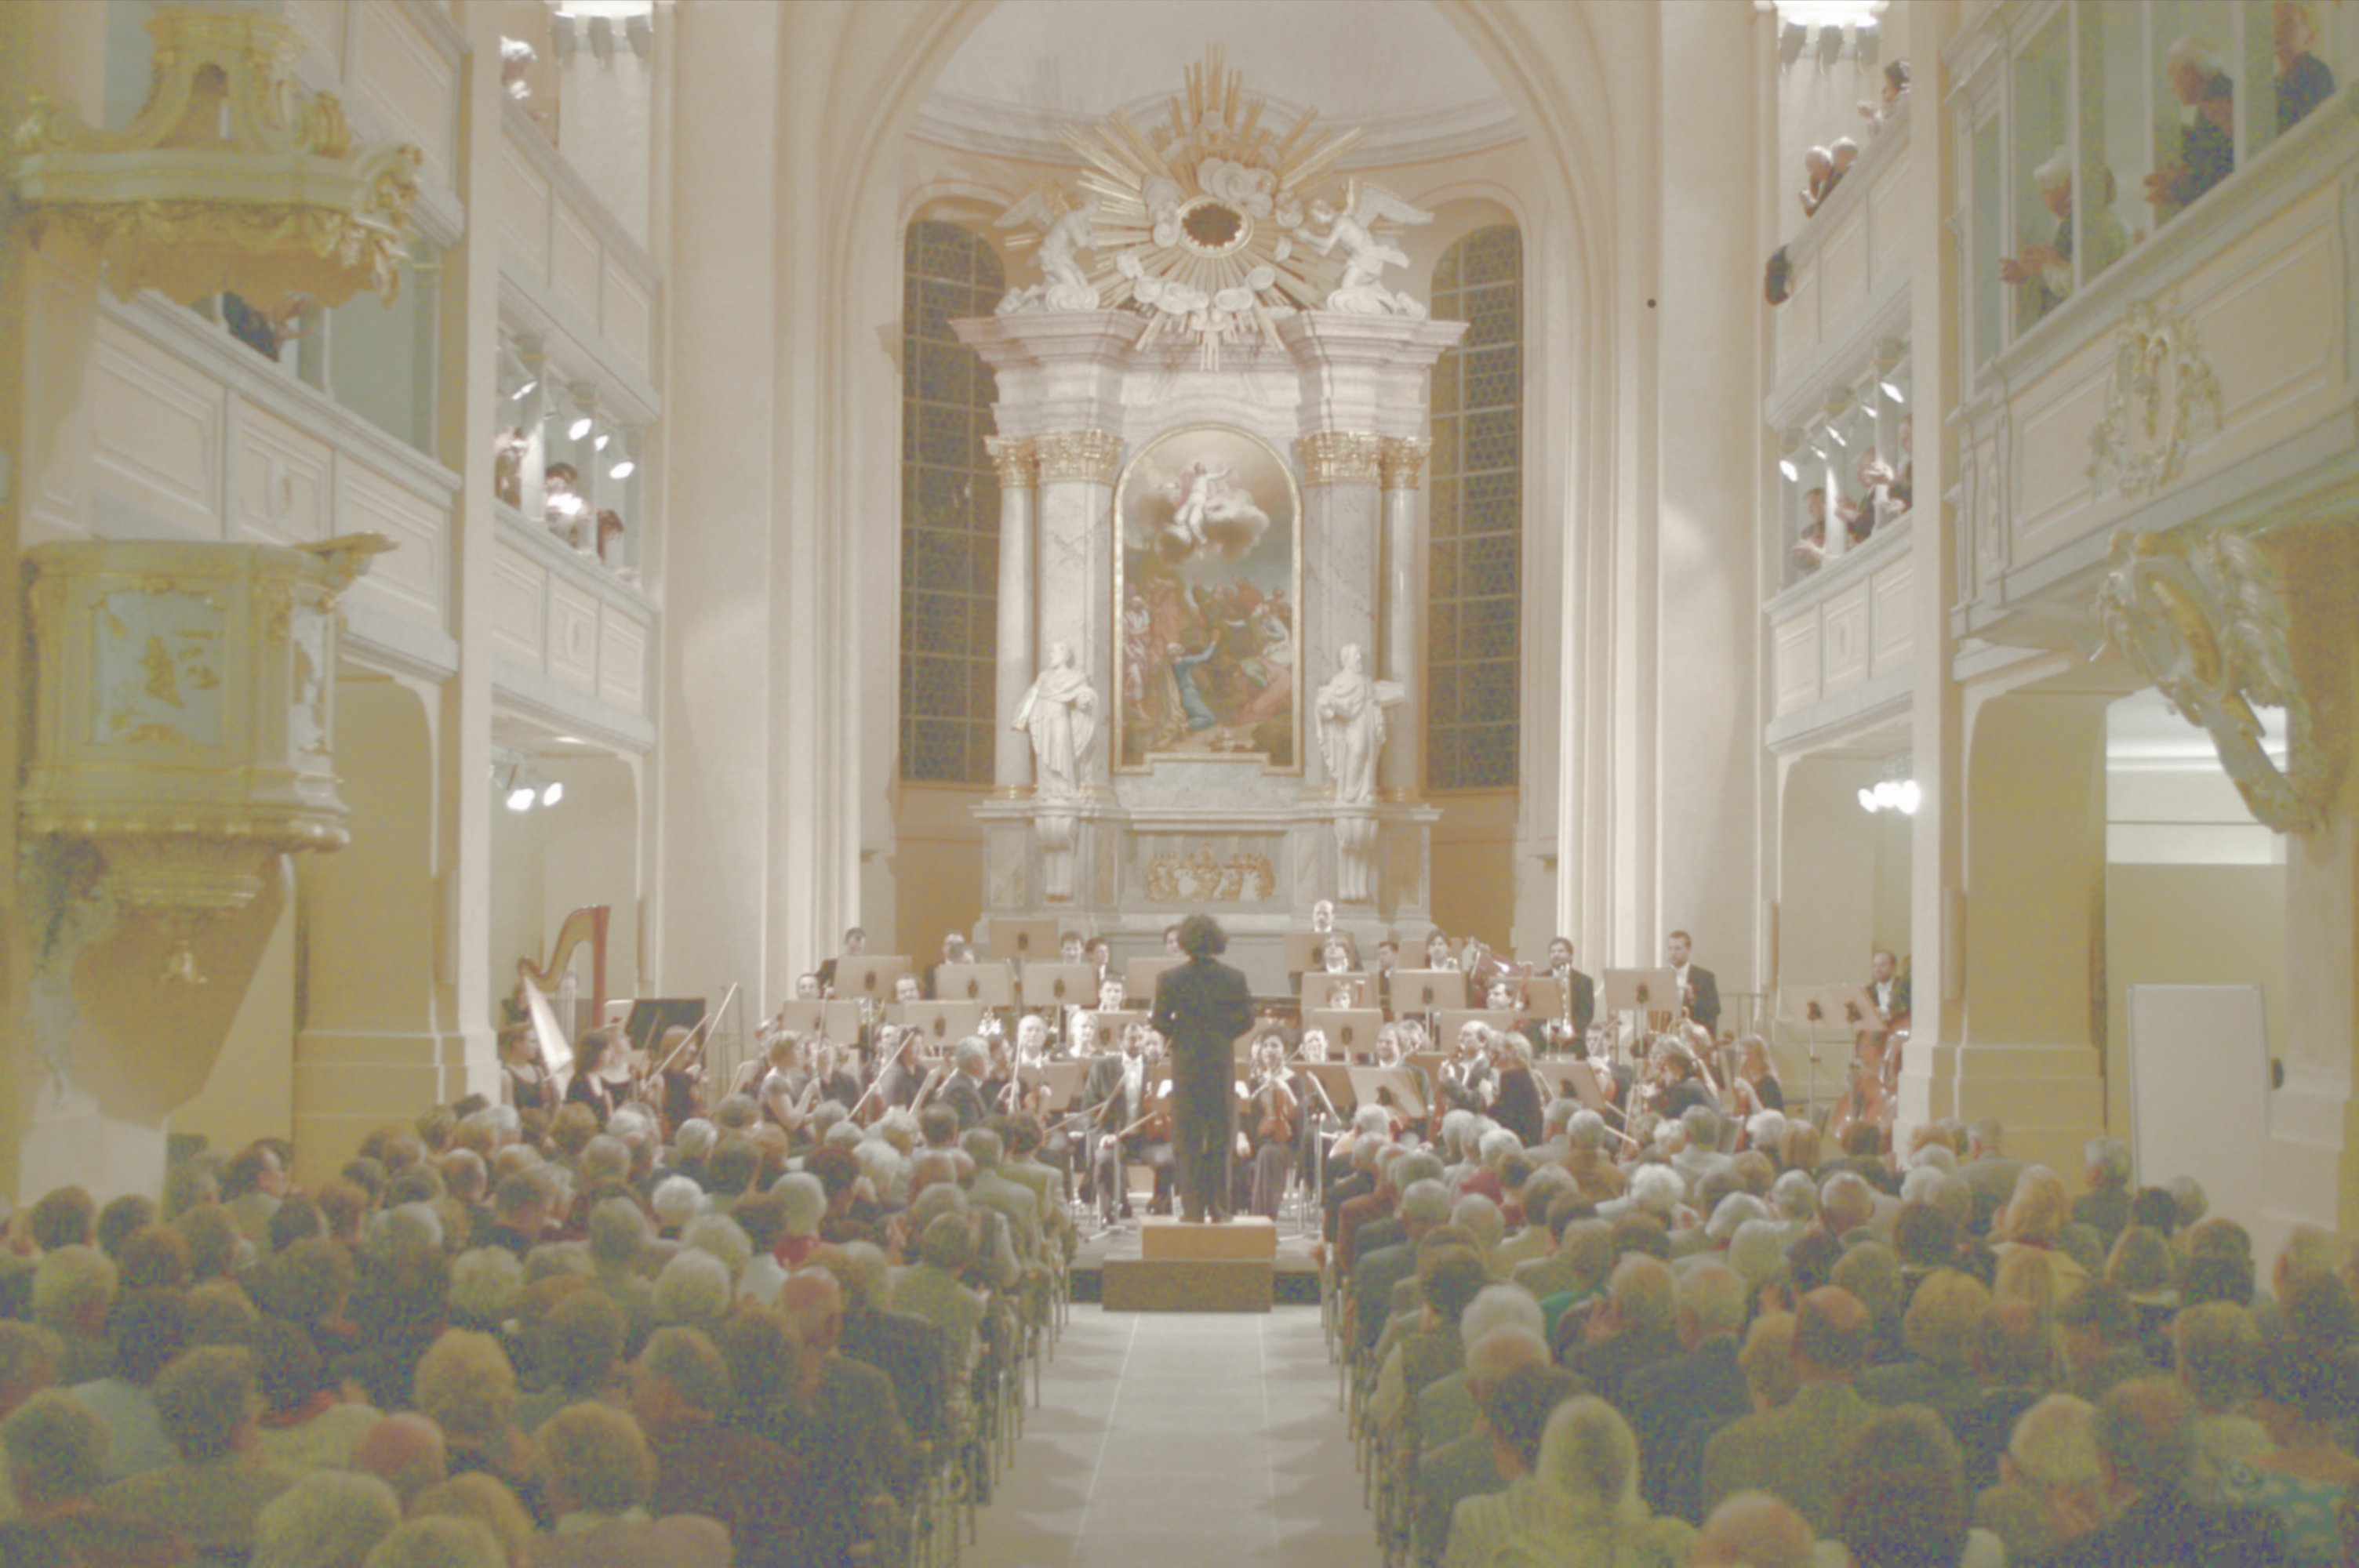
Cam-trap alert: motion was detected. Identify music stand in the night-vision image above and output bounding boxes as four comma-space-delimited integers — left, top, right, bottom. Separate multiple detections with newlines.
1532, 1058, 1618, 1116
1604, 967, 1680, 1018
1392, 969, 1467, 1012
892, 1001, 984, 1050
838, 956, 912, 1002
1305, 1008, 1387, 1060
1022, 963, 1101, 1010
1819, 985, 1888, 1034
1040, 1061, 1091, 1116
1285, 931, 1358, 974
1523, 976, 1564, 1021
1300, 971, 1375, 1015
1298, 1062, 1359, 1119
1124, 955, 1184, 1004
935, 962, 1016, 1007
986, 918, 1061, 967
769, 1000, 866, 1044
622, 998, 705, 1058
1435, 1008, 1521, 1044
1088, 1008, 1150, 1043
1350, 1065, 1427, 1121
1406, 1051, 1449, 1090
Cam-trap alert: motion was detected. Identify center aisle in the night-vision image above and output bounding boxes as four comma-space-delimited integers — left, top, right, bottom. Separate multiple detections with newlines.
969, 1306, 1369, 1567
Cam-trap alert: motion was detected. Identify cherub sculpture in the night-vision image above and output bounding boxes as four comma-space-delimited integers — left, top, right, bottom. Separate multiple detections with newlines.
994, 184, 1100, 314
1293, 180, 1435, 318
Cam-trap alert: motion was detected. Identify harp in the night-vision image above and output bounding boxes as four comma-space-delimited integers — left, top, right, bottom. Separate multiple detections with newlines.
516, 905, 611, 1079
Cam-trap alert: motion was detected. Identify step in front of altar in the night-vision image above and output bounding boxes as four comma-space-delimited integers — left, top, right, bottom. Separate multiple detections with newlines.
1100, 1256, 1274, 1312
1138, 1215, 1278, 1261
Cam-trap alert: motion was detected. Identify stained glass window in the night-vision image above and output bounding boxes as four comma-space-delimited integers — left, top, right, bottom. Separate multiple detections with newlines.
1427, 225, 1522, 791
900, 220, 1004, 783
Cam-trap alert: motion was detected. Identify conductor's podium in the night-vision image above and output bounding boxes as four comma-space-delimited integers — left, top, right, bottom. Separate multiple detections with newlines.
1101, 1217, 1277, 1312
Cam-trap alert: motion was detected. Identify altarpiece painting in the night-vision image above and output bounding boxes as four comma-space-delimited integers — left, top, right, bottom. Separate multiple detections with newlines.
1113, 425, 1302, 771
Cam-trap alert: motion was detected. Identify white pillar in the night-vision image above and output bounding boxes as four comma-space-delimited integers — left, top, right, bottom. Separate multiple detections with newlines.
987, 435, 1037, 795
1379, 436, 1430, 800
1296, 431, 1386, 797
1031, 430, 1121, 793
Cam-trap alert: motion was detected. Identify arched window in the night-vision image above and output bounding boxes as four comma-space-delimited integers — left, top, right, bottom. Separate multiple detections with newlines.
900, 220, 1006, 783
1427, 223, 1522, 791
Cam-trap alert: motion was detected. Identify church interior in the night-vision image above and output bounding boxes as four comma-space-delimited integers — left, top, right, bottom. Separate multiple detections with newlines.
1, 0, 2357, 1565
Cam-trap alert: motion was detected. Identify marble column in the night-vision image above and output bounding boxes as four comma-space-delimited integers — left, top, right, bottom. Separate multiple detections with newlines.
1031, 430, 1122, 793
1379, 437, 1430, 800
986, 435, 1038, 794
1296, 431, 1387, 797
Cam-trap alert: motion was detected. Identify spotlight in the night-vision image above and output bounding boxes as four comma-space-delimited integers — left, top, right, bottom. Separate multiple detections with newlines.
540, 781, 565, 808
1826, 426, 1848, 447
1779, 458, 1800, 481
609, 459, 636, 480
624, 13, 652, 55
511, 379, 537, 401
1881, 380, 1906, 403
506, 785, 536, 812
1858, 787, 1881, 812
1896, 779, 1922, 814
569, 416, 594, 440
1819, 22, 1846, 68
1856, 20, 1880, 68
1873, 780, 1902, 809
588, 15, 616, 61
1779, 21, 1808, 67
593, 434, 610, 452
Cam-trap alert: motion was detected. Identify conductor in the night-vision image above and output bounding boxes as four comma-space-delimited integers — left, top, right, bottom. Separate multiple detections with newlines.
1150, 913, 1257, 1223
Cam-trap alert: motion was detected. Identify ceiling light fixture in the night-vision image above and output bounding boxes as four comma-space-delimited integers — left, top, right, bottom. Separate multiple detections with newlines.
540, 781, 565, 808
511, 379, 537, 401
1779, 458, 1800, 481
568, 416, 593, 440
608, 459, 635, 480
1881, 380, 1906, 403
593, 433, 609, 452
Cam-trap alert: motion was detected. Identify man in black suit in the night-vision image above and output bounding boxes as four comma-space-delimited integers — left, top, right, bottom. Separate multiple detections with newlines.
1667, 929, 1721, 1036
1151, 914, 1256, 1224
1545, 936, 1598, 1043
1084, 1024, 1171, 1220
936, 1036, 992, 1131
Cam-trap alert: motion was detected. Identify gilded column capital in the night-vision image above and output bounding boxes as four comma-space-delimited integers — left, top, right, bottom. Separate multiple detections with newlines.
1296, 431, 1387, 488
1379, 436, 1432, 492
1033, 430, 1123, 485
983, 434, 1038, 488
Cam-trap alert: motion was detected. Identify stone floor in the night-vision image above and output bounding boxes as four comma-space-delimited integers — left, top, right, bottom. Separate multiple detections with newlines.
969, 1305, 1369, 1567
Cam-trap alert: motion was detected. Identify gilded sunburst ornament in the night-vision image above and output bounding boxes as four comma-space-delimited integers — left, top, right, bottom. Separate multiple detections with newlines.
993, 49, 1434, 366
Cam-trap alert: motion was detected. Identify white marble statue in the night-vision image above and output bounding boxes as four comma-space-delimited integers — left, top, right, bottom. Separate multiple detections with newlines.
1315, 644, 1406, 805
995, 186, 1101, 314
1294, 180, 1435, 318
1013, 641, 1099, 798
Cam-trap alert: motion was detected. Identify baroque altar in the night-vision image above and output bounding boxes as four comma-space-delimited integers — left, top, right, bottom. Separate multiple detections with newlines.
958, 53, 1463, 989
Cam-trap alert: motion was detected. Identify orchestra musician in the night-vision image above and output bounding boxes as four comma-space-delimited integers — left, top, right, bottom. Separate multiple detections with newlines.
1059, 931, 1088, 964
1371, 1023, 1429, 1107
1438, 1020, 1496, 1117
1151, 913, 1256, 1225
922, 929, 967, 1000
1728, 1033, 1787, 1116
937, 1036, 993, 1131
794, 972, 823, 1001
1236, 1033, 1299, 1220
758, 1034, 817, 1138
563, 1027, 631, 1125
1372, 938, 1400, 1010
1067, 1008, 1103, 1061
1666, 929, 1722, 1036
814, 926, 865, 996
1096, 978, 1126, 1015
1086, 1022, 1173, 1221
652, 1024, 705, 1130
1318, 937, 1355, 978
867, 1022, 928, 1116
1870, 949, 1911, 1028
1424, 928, 1462, 971
892, 974, 924, 1006
1085, 935, 1114, 989
1545, 936, 1598, 1043
1488, 1028, 1546, 1146
499, 1027, 554, 1113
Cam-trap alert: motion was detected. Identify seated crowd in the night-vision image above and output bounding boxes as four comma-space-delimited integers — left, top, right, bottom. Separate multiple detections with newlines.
1326, 1098, 2359, 1568
0, 1087, 1077, 1568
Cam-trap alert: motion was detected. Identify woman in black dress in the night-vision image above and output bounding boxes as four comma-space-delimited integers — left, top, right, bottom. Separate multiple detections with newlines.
562, 1028, 622, 1125
500, 1028, 554, 1113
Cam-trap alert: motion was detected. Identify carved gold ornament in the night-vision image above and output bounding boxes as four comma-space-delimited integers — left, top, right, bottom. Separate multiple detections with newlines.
995, 48, 1398, 367
1143, 849, 1277, 904
2095, 524, 2355, 835
1297, 431, 1386, 488
10, 5, 423, 313
2087, 298, 2223, 499
21, 534, 394, 983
